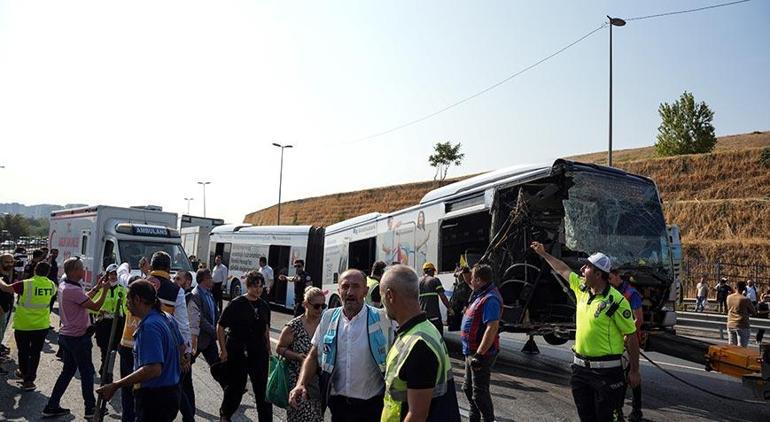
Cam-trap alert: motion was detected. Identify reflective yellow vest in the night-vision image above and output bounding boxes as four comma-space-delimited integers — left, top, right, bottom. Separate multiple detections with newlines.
14, 276, 55, 331
381, 319, 452, 422
89, 285, 127, 318
366, 276, 380, 306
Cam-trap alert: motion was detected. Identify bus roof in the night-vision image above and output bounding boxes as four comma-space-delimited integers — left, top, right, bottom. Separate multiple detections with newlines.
420, 162, 552, 205
325, 212, 382, 235
211, 224, 313, 236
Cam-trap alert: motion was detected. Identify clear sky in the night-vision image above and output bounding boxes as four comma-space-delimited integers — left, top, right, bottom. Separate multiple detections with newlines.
1, 0, 768, 224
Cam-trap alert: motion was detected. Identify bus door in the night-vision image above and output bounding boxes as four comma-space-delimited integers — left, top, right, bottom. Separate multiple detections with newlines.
268, 245, 291, 306
211, 242, 232, 267
348, 237, 376, 274
306, 227, 325, 289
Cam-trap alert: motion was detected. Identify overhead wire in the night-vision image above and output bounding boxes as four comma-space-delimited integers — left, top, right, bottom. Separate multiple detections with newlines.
343, 0, 752, 145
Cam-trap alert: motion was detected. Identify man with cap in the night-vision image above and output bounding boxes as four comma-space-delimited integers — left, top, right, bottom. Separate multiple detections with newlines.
419, 262, 450, 336
715, 277, 733, 314
91, 264, 128, 378
531, 241, 640, 422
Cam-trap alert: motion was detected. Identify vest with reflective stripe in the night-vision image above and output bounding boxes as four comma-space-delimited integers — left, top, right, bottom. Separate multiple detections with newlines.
366, 277, 380, 305
382, 319, 452, 422
318, 305, 390, 376
89, 285, 127, 317
14, 276, 55, 331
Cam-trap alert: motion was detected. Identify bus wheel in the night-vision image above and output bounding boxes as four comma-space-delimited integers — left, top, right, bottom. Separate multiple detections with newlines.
230, 282, 241, 299
329, 295, 341, 308
543, 332, 568, 345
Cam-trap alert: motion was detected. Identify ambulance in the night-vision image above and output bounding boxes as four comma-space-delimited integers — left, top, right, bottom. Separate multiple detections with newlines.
49, 205, 194, 286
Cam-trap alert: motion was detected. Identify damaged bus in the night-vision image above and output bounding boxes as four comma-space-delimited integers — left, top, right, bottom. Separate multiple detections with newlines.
321, 159, 677, 345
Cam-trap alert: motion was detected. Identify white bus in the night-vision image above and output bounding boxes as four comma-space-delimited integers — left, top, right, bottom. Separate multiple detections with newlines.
320, 159, 678, 343
208, 225, 325, 309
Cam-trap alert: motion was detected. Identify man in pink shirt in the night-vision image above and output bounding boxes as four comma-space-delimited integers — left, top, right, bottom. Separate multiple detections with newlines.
42, 257, 110, 419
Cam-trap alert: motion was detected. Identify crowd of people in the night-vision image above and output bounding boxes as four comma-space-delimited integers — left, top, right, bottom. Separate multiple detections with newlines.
0, 241, 686, 422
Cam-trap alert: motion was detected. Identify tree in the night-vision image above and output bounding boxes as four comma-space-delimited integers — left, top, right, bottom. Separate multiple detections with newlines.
655, 91, 716, 157
429, 142, 465, 182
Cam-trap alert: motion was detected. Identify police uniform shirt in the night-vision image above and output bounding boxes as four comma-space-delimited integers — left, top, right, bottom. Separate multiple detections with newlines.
569, 272, 636, 358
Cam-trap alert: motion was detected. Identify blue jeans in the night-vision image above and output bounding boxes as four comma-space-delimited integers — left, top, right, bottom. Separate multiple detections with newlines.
695, 296, 707, 312
47, 334, 96, 410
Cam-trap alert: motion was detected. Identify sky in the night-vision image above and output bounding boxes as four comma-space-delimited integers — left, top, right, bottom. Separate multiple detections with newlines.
1, 0, 768, 224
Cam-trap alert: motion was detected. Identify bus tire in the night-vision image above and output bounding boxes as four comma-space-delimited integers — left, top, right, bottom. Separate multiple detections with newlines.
230, 282, 241, 299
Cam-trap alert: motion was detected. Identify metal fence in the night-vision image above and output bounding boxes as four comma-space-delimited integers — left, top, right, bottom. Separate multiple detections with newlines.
682, 257, 770, 298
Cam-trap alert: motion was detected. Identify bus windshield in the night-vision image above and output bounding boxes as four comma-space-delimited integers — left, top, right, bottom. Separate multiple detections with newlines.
562, 170, 671, 272
118, 241, 193, 272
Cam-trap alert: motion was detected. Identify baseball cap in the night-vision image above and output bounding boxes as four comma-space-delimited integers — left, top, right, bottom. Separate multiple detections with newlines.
105, 263, 119, 273
423, 262, 436, 271
587, 252, 612, 274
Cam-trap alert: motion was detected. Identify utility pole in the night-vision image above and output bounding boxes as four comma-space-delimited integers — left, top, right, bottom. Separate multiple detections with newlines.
183, 197, 194, 215
607, 16, 626, 167
196, 182, 211, 217
272, 143, 293, 225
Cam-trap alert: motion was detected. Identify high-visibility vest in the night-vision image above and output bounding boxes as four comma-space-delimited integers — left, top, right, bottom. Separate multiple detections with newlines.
89, 285, 127, 318
365, 276, 380, 305
381, 319, 452, 422
318, 305, 391, 375
14, 276, 55, 331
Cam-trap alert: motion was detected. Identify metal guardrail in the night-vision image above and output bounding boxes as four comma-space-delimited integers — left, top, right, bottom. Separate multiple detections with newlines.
675, 310, 770, 341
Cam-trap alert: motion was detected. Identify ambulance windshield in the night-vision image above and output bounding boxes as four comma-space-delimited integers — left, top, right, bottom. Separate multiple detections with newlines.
118, 241, 193, 271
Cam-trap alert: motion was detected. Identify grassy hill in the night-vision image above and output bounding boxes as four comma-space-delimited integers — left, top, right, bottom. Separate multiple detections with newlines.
244, 130, 770, 293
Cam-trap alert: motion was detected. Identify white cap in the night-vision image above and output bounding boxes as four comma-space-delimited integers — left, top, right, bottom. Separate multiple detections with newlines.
105, 263, 119, 273
587, 252, 612, 273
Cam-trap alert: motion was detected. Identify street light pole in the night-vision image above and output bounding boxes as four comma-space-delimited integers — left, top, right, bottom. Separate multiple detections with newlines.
607, 16, 626, 168
196, 182, 211, 217
272, 142, 293, 225
183, 197, 194, 214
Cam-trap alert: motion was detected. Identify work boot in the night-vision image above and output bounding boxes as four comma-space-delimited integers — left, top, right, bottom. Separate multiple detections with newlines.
20, 381, 36, 392
628, 409, 643, 422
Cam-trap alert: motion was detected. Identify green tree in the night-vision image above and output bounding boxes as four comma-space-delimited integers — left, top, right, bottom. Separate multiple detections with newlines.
655, 91, 716, 157
0, 214, 30, 239
429, 142, 465, 182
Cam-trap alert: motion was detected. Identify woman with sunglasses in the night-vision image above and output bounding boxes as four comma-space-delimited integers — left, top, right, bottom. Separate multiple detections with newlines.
276, 287, 325, 421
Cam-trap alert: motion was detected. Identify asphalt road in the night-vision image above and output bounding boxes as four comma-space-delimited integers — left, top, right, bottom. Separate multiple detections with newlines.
1, 306, 769, 421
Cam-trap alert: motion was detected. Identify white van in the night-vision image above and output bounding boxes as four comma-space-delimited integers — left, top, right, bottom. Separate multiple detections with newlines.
208, 224, 324, 310
49, 205, 194, 286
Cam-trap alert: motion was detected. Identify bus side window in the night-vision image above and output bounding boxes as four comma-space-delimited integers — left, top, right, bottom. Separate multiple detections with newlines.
333, 272, 339, 283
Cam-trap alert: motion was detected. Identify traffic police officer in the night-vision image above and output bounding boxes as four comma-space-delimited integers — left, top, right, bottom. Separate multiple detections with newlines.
90, 263, 127, 377
0, 261, 56, 391
531, 241, 640, 422
379, 265, 460, 422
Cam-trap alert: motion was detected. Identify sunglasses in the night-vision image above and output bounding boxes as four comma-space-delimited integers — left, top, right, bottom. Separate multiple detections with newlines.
308, 303, 327, 310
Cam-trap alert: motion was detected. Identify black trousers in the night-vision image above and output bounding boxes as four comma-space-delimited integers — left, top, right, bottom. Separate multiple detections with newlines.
15, 328, 48, 382
328, 394, 384, 422
570, 364, 626, 422
220, 350, 272, 420
463, 355, 496, 422
213, 283, 224, 314
94, 317, 124, 377
135, 385, 180, 422
118, 346, 135, 422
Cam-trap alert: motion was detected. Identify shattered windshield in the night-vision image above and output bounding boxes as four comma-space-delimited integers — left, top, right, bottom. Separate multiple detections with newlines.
562, 170, 671, 270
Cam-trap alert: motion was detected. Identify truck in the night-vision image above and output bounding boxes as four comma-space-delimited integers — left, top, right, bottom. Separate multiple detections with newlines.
49, 205, 195, 285
179, 214, 224, 266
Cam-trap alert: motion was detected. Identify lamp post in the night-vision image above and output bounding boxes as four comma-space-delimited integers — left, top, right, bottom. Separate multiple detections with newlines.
272, 142, 293, 225
607, 15, 626, 167
196, 181, 211, 217
183, 197, 194, 214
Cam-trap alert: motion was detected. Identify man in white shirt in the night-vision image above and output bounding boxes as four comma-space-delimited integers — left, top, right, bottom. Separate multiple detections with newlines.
211, 255, 228, 314
695, 277, 709, 312
258, 257, 274, 296
289, 269, 394, 422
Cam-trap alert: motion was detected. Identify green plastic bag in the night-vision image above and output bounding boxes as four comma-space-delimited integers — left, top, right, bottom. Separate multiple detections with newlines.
266, 355, 290, 408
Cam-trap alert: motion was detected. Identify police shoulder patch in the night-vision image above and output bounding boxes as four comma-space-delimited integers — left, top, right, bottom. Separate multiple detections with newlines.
622, 309, 632, 319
